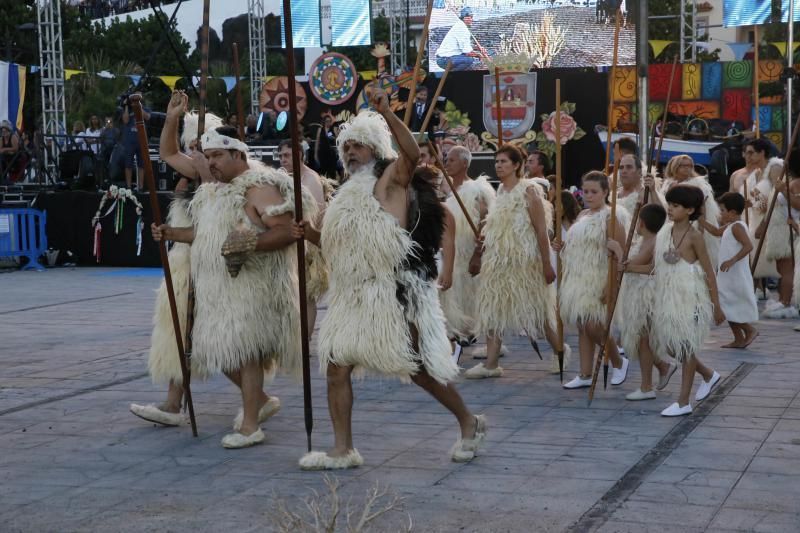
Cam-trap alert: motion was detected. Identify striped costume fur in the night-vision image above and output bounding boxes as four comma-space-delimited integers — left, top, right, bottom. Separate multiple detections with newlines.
188, 167, 315, 377
318, 165, 459, 384
439, 176, 495, 337
475, 179, 555, 337
651, 222, 713, 362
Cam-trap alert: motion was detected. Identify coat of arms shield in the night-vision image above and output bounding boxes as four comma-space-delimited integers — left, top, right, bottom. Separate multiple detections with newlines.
483, 72, 537, 141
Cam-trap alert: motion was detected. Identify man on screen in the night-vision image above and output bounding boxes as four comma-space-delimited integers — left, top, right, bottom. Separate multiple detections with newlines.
435, 7, 488, 71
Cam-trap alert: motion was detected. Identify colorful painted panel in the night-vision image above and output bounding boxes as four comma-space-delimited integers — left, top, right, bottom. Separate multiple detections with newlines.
722, 88, 753, 124
765, 131, 783, 148
758, 59, 784, 83
682, 63, 702, 100
722, 61, 754, 89
611, 66, 637, 103
668, 101, 721, 120
611, 103, 632, 129
647, 103, 665, 126
753, 104, 773, 131
772, 105, 786, 131
650, 63, 682, 101
701, 62, 722, 100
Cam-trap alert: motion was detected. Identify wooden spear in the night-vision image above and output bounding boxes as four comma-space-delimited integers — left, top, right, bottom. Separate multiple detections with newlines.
427, 140, 479, 238
651, 56, 679, 169
282, 0, 314, 453
131, 96, 198, 436
604, 9, 622, 173
232, 42, 246, 141
404, 0, 434, 126
751, 110, 800, 273
554, 79, 565, 382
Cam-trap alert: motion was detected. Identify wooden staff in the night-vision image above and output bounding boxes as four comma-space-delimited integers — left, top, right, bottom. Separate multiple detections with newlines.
197, 0, 210, 138
751, 110, 800, 273
282, 0, 314, 453
232, 42, 245, 141
131, 96, 198, 436
555, 79, 565, 382
604, 9, 622, 173
587, 143, 621, 404
417, 60, 452, 139
403, 0, 434, 126
651, 56, 679, 169
495, 67, 504, 146
754, 25, 760, 139
427, 140, 479, 238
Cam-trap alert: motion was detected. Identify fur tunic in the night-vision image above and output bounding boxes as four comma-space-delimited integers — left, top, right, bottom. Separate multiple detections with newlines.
188, 169, 312, 377
560, 205, 630, 326
147, 198, 199, 384
616, 190, 640, 238
765, 192, 795, 261
318, 165, 459, 384
475, 178, 555, 337
613, 240, 656, 361
741, 159, 781, 277
439, 176, 495, 337
651, 222, 713, 362
661, 175, 720, 268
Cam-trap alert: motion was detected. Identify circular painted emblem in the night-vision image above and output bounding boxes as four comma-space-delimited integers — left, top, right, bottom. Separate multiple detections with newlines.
260, 77, 308, 120
308, 52, 358, 105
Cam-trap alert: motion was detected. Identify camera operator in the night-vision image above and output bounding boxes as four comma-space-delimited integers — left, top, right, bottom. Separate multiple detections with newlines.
120, 92, 150, 190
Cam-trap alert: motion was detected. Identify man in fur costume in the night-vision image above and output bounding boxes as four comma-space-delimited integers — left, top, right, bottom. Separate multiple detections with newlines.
277, 139, 329, 333
145, 90, 314, 449
296, 89, 487, 470
129, 110, 221, 427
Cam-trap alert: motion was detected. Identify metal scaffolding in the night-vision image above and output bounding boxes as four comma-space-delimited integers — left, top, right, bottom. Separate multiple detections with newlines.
36, 0, 67, 179
248, 0, 267, 115
679, 0, 698, 63
387, 0, 408, 74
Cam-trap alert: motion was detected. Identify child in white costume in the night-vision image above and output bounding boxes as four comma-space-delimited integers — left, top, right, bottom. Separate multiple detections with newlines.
607, 203, 677, 400
466, 145, 569, 378
557, 171, 630, 389
653, 185, 725, 417
714, 192, 759, 348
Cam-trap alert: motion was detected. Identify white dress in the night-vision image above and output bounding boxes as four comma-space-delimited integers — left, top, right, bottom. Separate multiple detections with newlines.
717, 221, 759, 323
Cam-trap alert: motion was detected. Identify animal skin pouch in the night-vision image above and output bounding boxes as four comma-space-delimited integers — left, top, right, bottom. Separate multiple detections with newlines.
663, 225, 690, 265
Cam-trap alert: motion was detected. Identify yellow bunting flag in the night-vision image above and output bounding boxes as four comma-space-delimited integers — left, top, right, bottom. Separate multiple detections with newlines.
649, 40, 674, 58
158, 76, 182, 90
65, 69, 84, 80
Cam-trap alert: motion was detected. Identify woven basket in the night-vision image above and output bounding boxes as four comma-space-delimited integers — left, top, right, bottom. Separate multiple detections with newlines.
686, 118, 709, 141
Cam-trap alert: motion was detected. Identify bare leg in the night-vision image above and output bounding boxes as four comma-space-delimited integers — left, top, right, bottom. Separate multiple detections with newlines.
484, 333, 503, 370
158, 380, 183, 413
723, 322, 745, 348
237, 358, 265, 436
411, 369, 477, 439
544, 324, 564, 353
741, 323, 759, 347
776, 258, 794, 306
677, 356, 697, 407
694, 357, 714, 382
307, 298, 318, 337
585, 320, 622, 368
224, 368, 271, 407
577, 324, 594, 377
124, 167, 133, 189
326, 363, 355, 457
638, 336, 655, 392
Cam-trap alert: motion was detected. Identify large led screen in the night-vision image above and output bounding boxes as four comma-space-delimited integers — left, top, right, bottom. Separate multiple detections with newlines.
281, 0, 322, 48
723, 0, 772, 27
428, 1, 636, 73
330, 0, 371, 47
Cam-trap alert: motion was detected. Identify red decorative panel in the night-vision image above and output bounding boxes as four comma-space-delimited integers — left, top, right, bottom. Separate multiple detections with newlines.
649, 63, 682, 101
722, 89, 753, 126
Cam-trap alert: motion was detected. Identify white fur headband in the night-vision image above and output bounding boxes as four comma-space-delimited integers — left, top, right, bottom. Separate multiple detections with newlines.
181, 112, 224, 149
336, 110, 397, 161
201, 128, 249, 154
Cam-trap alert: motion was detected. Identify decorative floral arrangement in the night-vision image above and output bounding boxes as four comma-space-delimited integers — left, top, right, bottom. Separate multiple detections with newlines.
534, 101, 586, 162
91, 185, 145, 262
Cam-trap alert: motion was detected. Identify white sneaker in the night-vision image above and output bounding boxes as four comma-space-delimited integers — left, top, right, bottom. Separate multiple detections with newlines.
610, 357, 629, 386
656, 361, 678, 391
464, 362, 504, 379
762, 303, 800, 319
695, 371, 720, 401
563, 375, 592, 389
626, 389, 656, 401
661, 402, 692, 417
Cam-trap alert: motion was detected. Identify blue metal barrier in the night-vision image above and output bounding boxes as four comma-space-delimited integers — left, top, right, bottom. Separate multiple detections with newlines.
0, 208, 48, 271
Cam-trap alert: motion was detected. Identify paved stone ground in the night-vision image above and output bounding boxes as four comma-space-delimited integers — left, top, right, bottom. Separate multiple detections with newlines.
1, 267, 799, 532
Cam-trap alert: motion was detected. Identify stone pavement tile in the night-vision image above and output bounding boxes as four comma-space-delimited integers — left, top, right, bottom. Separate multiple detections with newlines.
688, 425, 772, 442
594, 520, 705, 533
608, 500, 718, 528
663, 448, 754, 471
517, 474, 615, 498
626, 480, 732, 505
735, 471, 800, 495
679, 436, 763, 456
728, 386, 798, 398
536, 455, 632, 481
431, 469, 532, 494
645, 465, 742, 488
755, 441, 800, 459
720, 394, 795, 408
710, 404, 787, 418
708, 507, 800, 532
782, 407, 800, 419
747, 455, 800, 475
701, 414, 779, 431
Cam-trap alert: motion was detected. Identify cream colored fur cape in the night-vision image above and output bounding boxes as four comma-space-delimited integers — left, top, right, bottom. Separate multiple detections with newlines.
613, 240, 656, 361
651, 222, 713, 362
560, 205, 631, 326
318, 165, 459, 384
187, 165, 315, 377
439, 176, 495, 337
475, 178, 555, 337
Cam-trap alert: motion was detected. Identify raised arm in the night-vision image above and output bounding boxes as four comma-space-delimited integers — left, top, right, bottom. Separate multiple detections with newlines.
371, 89, 419, 188
158, 91, 197, 179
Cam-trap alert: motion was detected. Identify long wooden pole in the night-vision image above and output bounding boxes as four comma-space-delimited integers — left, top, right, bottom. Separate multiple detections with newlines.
197, 0, 210, 141
418, 60, 452, 138
754, 25, 760, 139
495, 67, 504, 146
604, 10, 622, 173
282, 0, 313, 453
232, 42, 245, 142
403, 0, 434, 126
555, 79, 565, 382
751, 110, 800, 273
427, 140, 479, 238
131, 96, 198, 436
651, 56, 679, 169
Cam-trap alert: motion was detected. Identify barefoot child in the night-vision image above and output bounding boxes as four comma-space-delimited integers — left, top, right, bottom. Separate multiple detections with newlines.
653, 185, 726, 416
607, 204, 677, 400
715, 192, 759, 348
